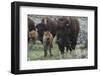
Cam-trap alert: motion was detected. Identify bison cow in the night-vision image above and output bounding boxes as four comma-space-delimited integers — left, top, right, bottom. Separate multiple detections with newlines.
36, 17, 57, 43
56, 16, 80, 57
28, 17, 36, 42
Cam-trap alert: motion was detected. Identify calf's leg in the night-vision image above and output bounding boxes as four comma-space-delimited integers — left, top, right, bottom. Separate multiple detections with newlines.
49, 46, 53, 56
44, 45, 48, 57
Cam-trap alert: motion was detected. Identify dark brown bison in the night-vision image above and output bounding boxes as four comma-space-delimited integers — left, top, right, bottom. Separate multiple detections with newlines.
43, 31, 53, 57
56, 16, 80, 57
36, 17, 57, 43
28, 17, 36, 42
28, 17, 36, 31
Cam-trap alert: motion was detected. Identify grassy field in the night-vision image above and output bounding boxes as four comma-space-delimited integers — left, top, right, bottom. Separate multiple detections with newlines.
27, 38, 88, 61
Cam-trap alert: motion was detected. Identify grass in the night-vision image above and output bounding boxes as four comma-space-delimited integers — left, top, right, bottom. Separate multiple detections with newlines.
28, 38, 60, 60
28, 38, 88, 61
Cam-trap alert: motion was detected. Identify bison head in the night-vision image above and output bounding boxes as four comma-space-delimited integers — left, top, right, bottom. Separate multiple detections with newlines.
56, 17, 72, 47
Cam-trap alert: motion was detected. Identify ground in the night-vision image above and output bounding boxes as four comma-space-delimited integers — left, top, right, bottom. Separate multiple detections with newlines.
28, 16, 88, 61
28, 37, 88, 61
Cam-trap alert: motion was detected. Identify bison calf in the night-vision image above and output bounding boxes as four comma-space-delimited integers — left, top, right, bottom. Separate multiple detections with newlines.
28, 30, 38, 44
43, 31, 53, 57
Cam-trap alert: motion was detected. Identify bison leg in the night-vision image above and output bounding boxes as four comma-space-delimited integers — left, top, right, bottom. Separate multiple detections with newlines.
58, 43, 65, 58
49, 46, 53, 56
65, 45, 69, 52
66, 45, 72, 54
69, 47, 72, 54
71, 39, 77, 50
31, 39, 36, 44
44, 45, 48, 57
71, 34, 78, 50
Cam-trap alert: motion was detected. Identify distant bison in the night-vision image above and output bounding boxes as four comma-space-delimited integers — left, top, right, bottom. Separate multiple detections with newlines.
36, 17, 57, 43
28, 30, 38, 44
28, 17, 36, 42
28, 17, 36, 31
56, 16, 80, 57
43, 31, 53, 57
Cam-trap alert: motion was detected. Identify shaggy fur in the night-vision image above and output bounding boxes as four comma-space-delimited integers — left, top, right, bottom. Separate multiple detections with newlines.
56, 16, 80, 57
28, 30, 38, 43
43, 31, 53, 57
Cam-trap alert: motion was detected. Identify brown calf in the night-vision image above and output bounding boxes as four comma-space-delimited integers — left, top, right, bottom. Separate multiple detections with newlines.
43, 31, 53, 57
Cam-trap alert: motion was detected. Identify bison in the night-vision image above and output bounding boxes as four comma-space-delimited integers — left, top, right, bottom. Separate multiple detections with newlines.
28, 17, 36, 31
28, 30, 38, 44
36, 17, 57, 43
56, 16, 80, 57
28, 17, 36, 42
43, 31, 53, 57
